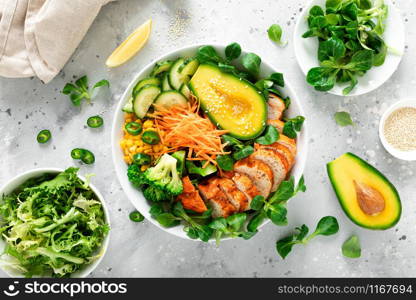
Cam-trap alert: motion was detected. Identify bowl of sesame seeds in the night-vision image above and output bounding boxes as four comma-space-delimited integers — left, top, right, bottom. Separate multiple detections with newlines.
379, 99, 416, 161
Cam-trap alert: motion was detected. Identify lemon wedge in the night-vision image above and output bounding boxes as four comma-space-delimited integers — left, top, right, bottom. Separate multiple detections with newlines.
106, 19, 152, 68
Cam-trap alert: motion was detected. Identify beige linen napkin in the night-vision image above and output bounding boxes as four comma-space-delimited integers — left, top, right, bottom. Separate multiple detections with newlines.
0, 0, 114, 83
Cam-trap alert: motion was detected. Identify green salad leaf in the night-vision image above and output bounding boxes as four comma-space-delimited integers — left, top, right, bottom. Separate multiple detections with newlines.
268, 24, 287, 46
334, 111, 354, 126
62, 76, 109, 106
342, 235, 361, 258
247, 176, 306, 232
276, 216, 339, 259
0, 168, 109, 277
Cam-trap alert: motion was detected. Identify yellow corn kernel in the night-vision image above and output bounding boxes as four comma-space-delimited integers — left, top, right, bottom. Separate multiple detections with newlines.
135, 140, 143, 146
126, 140, 133, 147
152, 144, 162, 152
136, 146, 144, 153
144, 149, 152, 154
129, 146, 137, 152
141, 165, 149, 171
143, 120, 153, 128
143, 144, 152, 150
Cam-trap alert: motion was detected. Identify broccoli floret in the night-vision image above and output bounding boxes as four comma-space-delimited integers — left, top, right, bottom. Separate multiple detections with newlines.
144, 154, 183, 196
127, 164, 147, 188
143, 186, 173, 202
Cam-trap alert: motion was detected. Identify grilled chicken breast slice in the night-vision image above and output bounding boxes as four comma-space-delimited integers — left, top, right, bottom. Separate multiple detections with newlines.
215, 178, 249, 212
267, 94, 286, 120
231, 172, 260, 210
197, 179, 237, 218
234, 158, 273, 198
250, 148, 287, 192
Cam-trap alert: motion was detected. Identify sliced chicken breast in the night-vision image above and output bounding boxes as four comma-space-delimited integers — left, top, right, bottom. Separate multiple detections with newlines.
267, 119, 284, 133
273, 134, 297, 156
251, 148, 287, 192
267, 94, 286, 120
215, 178, 249, 212
197, 180, 237, 218
231, 172, 260, 210
234, 158, 273, 198
256, 142, 295, 170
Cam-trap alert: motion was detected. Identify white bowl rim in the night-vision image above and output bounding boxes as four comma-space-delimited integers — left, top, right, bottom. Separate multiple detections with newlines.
0, 167, 111, 278
293, 0, 405, 97
111, 42, 308, 242
379, 99, 416, 161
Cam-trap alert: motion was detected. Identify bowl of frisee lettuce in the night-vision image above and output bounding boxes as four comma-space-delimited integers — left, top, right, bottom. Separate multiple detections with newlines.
112, 43, 308, 243
0, 167, 110, 278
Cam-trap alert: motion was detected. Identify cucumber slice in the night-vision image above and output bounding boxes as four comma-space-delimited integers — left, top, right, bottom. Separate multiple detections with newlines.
169, 58, 200, 90
122, 96, 134, 113
150, 60, 173, 77
179, 58, 200, 76
154, 91, 188, 109
179, 83, 191, 100
133, 77, 161, 96
168, 59, 185, 90
133, 85, 161, 118
162, 73, 172, 91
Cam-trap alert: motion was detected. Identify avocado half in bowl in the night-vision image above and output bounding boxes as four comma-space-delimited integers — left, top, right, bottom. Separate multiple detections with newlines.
111, 44, 308, 241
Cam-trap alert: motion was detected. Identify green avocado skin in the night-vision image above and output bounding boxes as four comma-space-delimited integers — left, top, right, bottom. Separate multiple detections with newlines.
189, 64, 267, 140
327, 152, 401, 230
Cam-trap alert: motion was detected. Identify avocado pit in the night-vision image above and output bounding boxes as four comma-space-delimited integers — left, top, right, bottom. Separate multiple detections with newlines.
354, 181, 385, 216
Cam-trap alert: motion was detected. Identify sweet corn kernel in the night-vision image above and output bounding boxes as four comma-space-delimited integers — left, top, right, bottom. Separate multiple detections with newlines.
141, 165, 149, 171
144, 149, 152, 154
143, 120, 153, 128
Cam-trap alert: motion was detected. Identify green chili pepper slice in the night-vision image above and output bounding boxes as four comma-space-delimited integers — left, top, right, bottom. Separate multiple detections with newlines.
129, 211, 144, 222
141, 130, 160, 145
71, 148, 85, 160
133, 153, 151, 165
37, 129, 51, 144
125, 122, 142, 136
87, 115, 104, 128
81, 150, 95, 164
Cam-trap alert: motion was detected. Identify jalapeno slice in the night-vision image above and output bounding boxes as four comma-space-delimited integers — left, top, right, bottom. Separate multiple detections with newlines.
37, 129, 51, 144
129, 211, 144, 222
125, 122, 142, 136
81, 150, 95, 164
87, 115, 104, 128
141, 130, 160, 145
71, 148, 85, 160
133, 153, 151, 165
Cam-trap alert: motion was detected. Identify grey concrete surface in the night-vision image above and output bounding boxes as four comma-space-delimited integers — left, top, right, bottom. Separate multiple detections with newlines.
1, 0, 416, 277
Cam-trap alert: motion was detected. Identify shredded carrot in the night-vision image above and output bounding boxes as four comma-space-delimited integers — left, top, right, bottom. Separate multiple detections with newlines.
149, 99, 229, 166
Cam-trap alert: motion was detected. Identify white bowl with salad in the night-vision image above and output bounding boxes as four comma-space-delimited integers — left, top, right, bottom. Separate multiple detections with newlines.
0, 168, 110, 278
111, 43, 308, 243
294, 0, 404, 96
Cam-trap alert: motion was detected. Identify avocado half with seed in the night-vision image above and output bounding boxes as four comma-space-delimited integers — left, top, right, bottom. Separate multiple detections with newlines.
189, 64, 267, 140
327, 152, 401, 230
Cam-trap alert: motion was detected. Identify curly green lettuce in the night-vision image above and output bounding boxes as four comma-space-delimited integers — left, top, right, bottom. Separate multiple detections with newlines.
0, 167, 109, 278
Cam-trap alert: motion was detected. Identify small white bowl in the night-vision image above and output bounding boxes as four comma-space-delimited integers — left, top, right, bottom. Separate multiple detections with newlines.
379, 99, 416, 161
111, 43, 308, 242
294, 0, 405, 96
0, 168, 111, 278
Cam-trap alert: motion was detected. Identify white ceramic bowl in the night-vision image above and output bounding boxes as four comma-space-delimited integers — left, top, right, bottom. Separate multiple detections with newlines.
379, 99, 416, 161
0, 168, 111, 278
294, 0, 405, 96
111, 43, 308, 241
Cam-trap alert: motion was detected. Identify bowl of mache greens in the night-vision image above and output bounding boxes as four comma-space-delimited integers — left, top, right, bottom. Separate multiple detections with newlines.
0, 167, 110, 278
